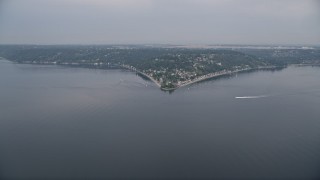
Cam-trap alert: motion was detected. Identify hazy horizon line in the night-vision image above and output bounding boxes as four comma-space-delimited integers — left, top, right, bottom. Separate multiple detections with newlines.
1, 43, 319, 47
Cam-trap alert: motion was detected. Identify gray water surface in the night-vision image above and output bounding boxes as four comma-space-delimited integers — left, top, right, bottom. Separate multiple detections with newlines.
1, 60, 320, 179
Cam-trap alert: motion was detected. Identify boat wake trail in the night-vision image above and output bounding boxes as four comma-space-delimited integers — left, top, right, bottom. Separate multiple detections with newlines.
235, 95, 268, 99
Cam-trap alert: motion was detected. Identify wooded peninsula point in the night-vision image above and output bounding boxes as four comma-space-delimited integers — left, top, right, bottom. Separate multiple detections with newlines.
1, 45, 319, 90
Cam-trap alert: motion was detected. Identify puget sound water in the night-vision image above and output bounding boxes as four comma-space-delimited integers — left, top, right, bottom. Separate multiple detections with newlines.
1, 60, 320, 179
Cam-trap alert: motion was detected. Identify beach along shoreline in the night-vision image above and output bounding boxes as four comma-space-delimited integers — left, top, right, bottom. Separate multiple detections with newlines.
122, 64, 282, 91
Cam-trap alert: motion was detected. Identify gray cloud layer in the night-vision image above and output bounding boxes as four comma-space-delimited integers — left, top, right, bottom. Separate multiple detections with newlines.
0, 0, 319, 45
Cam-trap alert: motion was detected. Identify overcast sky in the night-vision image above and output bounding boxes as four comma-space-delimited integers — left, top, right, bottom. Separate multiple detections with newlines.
0, 0, 319, 45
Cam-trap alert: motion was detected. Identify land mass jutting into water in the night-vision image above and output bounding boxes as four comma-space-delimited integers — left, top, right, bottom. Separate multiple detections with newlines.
1, 45, 319, 91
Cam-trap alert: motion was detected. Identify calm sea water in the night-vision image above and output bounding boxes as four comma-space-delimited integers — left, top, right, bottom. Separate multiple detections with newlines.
1, 60, 320, 179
